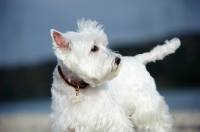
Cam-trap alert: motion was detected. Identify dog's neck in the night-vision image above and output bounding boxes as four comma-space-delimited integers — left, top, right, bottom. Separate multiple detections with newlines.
57, 60, 89, 89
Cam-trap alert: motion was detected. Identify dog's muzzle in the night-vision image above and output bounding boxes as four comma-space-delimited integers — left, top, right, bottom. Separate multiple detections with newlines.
115, 57, 121, 65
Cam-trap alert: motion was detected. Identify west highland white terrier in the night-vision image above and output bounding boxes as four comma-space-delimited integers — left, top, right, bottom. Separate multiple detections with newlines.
50, 19, 180, 132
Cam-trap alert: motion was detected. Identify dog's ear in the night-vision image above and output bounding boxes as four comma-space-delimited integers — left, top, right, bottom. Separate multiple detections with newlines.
50, 29, 69, 49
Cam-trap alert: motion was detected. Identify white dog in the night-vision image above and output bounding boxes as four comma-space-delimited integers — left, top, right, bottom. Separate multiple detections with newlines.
50, 19, 180, 132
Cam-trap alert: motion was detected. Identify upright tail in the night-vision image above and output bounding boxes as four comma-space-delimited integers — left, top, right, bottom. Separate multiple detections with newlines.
135, 38, 181, 65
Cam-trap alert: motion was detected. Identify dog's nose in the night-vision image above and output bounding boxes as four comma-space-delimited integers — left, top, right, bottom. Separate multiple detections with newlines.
115, 57, 121, 65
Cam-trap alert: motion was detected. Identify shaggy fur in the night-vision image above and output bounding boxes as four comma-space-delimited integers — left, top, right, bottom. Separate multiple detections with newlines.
50, 19, 180, 132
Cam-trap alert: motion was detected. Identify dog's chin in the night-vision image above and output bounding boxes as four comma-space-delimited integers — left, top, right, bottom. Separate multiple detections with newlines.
91, 64, 122, 87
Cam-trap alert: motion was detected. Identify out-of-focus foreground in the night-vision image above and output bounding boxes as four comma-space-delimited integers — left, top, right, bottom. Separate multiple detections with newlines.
0, 90, 200, 132
0, 111, 200, 132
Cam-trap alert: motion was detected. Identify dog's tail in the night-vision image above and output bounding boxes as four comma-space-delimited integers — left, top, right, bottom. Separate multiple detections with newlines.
135, 38, 181, 65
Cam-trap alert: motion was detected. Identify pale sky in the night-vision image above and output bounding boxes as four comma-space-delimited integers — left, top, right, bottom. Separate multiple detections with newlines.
0, 0, 200, 67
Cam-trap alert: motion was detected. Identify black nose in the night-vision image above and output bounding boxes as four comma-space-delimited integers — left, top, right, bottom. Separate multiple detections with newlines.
115, 57, 121, 65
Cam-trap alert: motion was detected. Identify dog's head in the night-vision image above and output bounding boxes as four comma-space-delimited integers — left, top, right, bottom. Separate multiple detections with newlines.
50, 19, 122, 87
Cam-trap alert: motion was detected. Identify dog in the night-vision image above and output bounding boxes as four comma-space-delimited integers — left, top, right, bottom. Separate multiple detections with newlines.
50, 19, 180, 132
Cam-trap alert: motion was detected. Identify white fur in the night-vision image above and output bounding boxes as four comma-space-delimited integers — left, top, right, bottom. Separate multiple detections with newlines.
50, 19, 180, 132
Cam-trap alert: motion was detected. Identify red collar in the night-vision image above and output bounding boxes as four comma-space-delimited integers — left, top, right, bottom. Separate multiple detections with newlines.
58, 66, 89, 89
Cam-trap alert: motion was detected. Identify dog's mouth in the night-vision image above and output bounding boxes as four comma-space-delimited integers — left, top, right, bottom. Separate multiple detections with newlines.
81, 56, 122, 87
105, 57, 122, 82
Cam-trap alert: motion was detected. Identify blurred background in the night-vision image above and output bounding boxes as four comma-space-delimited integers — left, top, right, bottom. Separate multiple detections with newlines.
0, 0, 200, 132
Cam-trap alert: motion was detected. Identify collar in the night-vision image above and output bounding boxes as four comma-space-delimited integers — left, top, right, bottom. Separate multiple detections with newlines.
58, 66, 89, 89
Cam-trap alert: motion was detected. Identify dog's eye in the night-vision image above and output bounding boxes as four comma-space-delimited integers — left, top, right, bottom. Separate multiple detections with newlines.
91, 46, 98, 52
